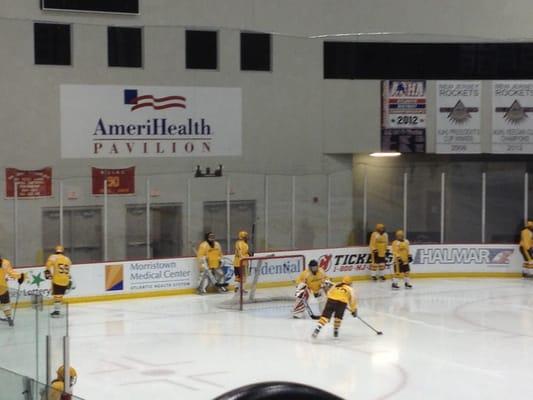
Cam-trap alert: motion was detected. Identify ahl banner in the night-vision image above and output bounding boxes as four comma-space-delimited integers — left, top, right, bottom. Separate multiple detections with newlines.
92, 167, 135, 195
436, 81, 481, 153
492, 81, 533, 154
61, 85, 242, 158
381, 80, 426, 153
5, 167, 52, 198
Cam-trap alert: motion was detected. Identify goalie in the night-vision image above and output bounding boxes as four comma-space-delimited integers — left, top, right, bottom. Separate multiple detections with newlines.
196, 232, 227, 294
292, 259, 331, 319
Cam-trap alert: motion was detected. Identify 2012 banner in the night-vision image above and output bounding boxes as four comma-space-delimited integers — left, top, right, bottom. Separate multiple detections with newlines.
492, 81, 533, 154
5, 167, 52, 198
92, 167, 135, 195
381, 80, 426, 153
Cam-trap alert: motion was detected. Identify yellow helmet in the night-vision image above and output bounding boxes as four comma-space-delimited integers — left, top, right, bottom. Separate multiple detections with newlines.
527, 221, 533, 229
375, 223, 385, 231
342, 276, 352, 285
238, 231, 248, 240
55, 245, 64, 254
57, 366, 77, 385
395, 230, 405, 239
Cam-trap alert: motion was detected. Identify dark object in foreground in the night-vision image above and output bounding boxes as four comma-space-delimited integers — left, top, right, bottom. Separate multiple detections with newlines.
213, 381, 344, 400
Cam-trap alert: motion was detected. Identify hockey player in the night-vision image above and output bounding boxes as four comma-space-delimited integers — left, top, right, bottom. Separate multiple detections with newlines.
233, 231, 250, 293
43, 366, 77, 400
0, 257, 24, 327
520, 221, 533, 278
391, 230, 413, 290
292, 259, 331, 319
370, 223, 389, 281
196, 232, 226, 294
312, 276, 357, 339
45, 245, 73, 317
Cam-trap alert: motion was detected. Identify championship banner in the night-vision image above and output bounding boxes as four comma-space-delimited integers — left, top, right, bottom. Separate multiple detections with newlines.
381, 80, 426, 153
92, 167, 135, 195
436, 81, 481, 153
61, 85, 242, 158
5, 167, 52, 198
492, 81, 533, 153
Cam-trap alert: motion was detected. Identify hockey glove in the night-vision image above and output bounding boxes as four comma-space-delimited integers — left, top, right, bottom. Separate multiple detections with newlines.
44, 269, 51, 280
352, 309, 358, 318
408, 255, 413, 263
17, 273, 25, 285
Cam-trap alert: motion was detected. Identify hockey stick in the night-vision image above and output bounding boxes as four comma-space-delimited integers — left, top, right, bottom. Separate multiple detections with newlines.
356, 315, 383, 335
12, 283, 22, 323
304, 300, 320, 320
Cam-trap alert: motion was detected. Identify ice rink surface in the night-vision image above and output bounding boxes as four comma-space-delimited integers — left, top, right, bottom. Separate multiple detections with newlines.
3, 278, 533, 399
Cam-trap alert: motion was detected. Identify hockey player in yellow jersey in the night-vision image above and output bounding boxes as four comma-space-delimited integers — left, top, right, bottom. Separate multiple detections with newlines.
312, 276, 357, 339
234, 230, 251, 293
292, 259, 331, 319
43, 366, 77, 400
520, 221, 533, 277
196, 232, 226, 294
391, 230, 413, 290
0, 257, 24, 327
370, 223, 389, 281
45, 245, 73, 317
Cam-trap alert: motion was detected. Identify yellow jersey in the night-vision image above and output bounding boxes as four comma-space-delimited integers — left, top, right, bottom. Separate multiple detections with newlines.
296, 268, 328, 294
520, 228, 532, 250
392, 239, 410, 263
370, 232, 388, 257
233, 239, 249, 268
197, 241, 223, 269
46, 254, 72, 287
327, 283, 357, 312
0, 258, 20, 296
45, 380, 66, 400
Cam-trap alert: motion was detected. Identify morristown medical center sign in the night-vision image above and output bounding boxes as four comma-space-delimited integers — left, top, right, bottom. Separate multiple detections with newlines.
60, 85, 242, 158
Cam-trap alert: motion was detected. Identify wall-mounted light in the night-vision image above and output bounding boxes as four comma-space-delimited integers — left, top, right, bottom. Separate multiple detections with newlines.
194, 165, 223, 178
369, 152, 401, 157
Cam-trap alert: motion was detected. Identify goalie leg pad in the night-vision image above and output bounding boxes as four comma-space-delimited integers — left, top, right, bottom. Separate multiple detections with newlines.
292, 289, 309, 318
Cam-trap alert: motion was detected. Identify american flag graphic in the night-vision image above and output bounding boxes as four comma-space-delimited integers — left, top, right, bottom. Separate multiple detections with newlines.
124, 89, 186, 111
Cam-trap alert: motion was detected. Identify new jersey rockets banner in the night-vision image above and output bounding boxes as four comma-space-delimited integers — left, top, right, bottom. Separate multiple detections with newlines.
92, 167, 135, 195
5, 167, 52, 198
381, 80, 426, 153
492, 81, 533, 153
437, 81, 481, 153
61, 85, 242, 158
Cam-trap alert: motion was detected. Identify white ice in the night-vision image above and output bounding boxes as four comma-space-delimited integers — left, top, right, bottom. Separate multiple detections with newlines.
2, 278, 533, 400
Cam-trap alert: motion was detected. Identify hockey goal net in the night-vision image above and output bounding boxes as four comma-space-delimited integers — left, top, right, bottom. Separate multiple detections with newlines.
218, 254, 306, 311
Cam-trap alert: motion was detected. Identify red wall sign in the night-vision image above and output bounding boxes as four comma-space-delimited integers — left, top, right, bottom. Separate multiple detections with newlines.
5, 167, 53, 198
92, 167, 135, 195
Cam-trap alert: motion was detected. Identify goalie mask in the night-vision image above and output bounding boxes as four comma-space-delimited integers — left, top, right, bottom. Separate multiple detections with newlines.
308, 259, 319, 274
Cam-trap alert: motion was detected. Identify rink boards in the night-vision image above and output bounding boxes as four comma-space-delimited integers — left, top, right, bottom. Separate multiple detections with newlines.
9, 244, 522, 304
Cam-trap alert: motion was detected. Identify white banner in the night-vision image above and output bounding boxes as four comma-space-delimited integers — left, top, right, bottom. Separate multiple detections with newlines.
9, 244, 521, 303
492, 81, 533, 153
60, 85, 242, 158
437, 81, 481, 153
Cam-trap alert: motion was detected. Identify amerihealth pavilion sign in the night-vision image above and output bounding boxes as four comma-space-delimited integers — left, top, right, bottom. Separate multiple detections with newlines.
60, 85, 242, 158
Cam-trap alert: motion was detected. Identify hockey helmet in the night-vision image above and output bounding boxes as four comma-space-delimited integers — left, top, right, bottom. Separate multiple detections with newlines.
57, 366, 77, 385
395, 230, 405, 240
375, 223, 385, 232
238, 230, 248, 240
342, 276, 352, 285
55, 245, 64, 254
308, 259, 319, 272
